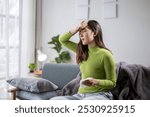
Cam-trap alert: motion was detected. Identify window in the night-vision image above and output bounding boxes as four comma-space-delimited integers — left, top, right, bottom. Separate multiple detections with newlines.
0, 0, 21, 80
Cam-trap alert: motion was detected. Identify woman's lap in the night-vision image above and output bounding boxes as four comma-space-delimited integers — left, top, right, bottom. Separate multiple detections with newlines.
50, 92, 113, 100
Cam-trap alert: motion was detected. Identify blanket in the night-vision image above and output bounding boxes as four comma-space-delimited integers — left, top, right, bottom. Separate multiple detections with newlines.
111, 62, 150, 100
60, 72, 81, 96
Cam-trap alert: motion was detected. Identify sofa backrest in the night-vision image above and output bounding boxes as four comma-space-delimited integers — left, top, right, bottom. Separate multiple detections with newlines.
41, 63, 80, 89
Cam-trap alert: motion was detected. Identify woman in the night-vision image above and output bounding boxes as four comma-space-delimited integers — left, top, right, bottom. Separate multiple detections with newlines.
51, 20, 116, 100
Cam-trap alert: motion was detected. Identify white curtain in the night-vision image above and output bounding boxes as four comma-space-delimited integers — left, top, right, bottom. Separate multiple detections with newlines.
35, 0, 42, 69
0, 0, 21, 80
35, 0, 42, 67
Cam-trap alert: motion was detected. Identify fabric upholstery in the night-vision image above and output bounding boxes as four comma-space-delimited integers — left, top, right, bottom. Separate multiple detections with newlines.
41, 63, 80, 89
111, 62, 150, 100
17, 90, 59, 100
60, 72, 81, 96
7, 77, 58, 93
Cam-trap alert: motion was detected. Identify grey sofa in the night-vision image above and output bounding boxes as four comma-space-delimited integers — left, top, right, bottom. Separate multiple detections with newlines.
9, 62, 150, 100
9, 63, 80, 100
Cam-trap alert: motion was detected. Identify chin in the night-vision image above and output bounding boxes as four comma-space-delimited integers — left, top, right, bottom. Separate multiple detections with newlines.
82, 42, 88, 45
82, 43, 86, 45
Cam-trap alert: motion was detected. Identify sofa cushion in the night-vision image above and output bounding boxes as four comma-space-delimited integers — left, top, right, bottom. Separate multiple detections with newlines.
41, 63, 80, 89
7, 77, 58, 93
16, 90, 59, 100
60, 72, 81, 96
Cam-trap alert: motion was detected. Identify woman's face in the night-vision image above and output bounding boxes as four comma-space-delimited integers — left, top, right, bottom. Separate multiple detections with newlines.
79, 27, 95, 45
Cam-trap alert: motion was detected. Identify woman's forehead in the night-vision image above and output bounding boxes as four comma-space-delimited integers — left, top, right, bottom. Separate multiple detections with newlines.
80, 27, 89, 33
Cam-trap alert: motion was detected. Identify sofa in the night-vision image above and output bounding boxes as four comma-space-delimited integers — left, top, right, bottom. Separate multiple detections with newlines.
8, 63, 80, 100
8, 62, 150, 100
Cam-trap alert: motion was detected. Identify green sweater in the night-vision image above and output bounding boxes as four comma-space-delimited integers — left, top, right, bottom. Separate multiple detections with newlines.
59, 32, 116, 94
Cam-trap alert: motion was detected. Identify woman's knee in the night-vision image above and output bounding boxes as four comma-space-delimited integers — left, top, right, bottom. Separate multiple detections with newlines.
83, 96, 109, 100
50, 96, 77, 100
50, 96, 69, 100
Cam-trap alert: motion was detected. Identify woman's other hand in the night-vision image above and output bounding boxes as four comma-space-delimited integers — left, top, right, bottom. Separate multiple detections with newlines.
81, 77, 99, 86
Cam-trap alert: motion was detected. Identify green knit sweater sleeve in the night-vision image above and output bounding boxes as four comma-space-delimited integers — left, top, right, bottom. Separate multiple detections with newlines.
98, 52, 116, 89
59, 32, 77, 52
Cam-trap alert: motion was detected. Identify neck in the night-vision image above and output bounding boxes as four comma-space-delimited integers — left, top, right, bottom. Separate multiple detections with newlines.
88, 41, 96, 48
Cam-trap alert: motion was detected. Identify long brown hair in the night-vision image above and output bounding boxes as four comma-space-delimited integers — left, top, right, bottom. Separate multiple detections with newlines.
76, 20, 111, 64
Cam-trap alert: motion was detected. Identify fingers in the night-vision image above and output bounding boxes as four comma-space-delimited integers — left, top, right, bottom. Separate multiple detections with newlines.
79, 20, 88, 30
81, 78, 99, 86
81, 20, 88, 27
81, 79, 93, 86
82, 80, 92, 86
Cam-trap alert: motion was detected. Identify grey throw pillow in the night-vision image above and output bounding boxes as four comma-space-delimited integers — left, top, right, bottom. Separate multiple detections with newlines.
60, 72, 81, 96
7, 77, 58, 93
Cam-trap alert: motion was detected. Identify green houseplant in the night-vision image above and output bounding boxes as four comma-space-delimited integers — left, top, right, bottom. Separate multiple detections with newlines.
28, 63, 36, 72
48, 35, 71, 63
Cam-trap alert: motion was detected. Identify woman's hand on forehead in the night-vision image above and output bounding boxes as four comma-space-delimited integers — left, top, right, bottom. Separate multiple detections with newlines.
80, 20, 88, 30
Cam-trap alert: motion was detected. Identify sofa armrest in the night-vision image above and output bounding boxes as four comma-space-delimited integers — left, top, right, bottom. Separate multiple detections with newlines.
8, 88, 20, 100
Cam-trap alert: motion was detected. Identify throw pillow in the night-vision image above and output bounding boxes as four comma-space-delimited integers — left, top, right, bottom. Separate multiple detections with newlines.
60, 72, 81, 96
7, 77, 58, 93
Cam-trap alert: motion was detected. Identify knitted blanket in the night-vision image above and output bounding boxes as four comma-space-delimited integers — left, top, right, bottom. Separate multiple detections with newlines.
111, 62, 150, 100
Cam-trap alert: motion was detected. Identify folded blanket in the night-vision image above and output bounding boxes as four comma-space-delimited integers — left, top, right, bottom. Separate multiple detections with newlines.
111, 62, 150, 100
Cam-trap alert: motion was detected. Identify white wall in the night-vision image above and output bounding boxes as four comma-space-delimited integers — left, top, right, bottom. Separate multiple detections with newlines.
42, 0, 78, 63
90, 0, 150, 66
42, 0, 150, 66
20, 0, 36, 76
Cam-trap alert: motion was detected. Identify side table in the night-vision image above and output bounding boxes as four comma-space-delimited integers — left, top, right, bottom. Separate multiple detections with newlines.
28, 70, 42, 78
